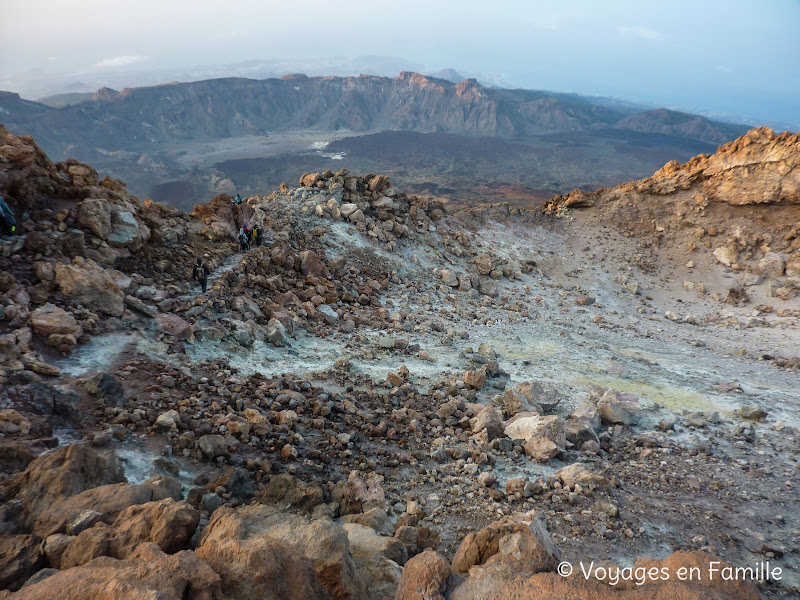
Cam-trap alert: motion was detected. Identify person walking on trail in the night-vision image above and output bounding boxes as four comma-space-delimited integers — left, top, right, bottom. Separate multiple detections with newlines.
193, 257, 210, 293
235, 194, 242, 205
252, 224, 263, 247
238, 227, 249, 253
0, 196, 17, 235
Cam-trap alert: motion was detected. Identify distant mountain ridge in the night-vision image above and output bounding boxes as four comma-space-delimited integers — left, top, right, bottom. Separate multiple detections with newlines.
0, 72, 750, 158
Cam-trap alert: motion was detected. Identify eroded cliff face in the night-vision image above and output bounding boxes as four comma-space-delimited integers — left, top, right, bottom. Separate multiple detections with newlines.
550, 127, 800, 209
644, 127, 800, 205
546, 127, 800, 287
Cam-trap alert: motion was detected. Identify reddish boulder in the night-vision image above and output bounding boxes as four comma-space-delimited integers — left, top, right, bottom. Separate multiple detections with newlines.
395, 549, 450, 600
12, 543, 223, 600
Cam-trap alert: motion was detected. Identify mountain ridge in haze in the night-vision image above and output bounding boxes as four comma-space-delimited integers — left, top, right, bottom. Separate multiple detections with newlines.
0, 72, 751, 161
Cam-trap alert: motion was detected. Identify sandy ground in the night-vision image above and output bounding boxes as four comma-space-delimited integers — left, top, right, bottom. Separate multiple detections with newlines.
164, 130, 370, 169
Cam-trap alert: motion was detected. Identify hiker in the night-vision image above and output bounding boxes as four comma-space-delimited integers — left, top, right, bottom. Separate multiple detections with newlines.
192, 257, 210, 293
235, 193, 242, 205
0, 196, 17, 235
252, 224, 263, 247
237, 227, 249, 252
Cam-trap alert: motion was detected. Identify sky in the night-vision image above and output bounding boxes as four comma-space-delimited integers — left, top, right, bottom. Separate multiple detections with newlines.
1, 0, 798, 128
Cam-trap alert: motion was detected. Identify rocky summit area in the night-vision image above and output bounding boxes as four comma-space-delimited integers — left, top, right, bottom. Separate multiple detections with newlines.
0, 122, 798, 599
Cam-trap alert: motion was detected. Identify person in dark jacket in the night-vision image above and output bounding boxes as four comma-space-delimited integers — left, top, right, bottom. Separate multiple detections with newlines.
237, 228, 249, 253
0, 196, 17, 235
192, 257, 210, 293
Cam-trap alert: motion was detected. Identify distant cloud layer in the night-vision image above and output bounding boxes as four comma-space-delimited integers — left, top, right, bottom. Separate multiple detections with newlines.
617, 26, 663, 41
96, 55, 148, 68
1, 0, 798, 127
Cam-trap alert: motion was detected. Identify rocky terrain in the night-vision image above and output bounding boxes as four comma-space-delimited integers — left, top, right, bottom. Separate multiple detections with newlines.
0, 123, 798, 599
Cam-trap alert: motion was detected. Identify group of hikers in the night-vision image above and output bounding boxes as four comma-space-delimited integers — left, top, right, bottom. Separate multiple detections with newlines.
230, 192, 262, 252
192, 193, 265, 293
237, 223, 262, 252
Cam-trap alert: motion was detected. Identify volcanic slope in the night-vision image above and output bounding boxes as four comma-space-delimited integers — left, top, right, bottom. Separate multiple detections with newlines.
0, 125, 798, 599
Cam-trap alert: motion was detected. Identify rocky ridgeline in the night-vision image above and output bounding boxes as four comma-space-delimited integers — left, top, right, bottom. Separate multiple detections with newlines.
547, 127, 800, 212
296, 169, 446, 250
0, 126, 794, 599
0, 125, 238, 376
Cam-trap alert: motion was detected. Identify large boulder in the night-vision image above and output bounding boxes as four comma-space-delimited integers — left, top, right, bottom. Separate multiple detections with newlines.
395, 550, 450, 600
474, 253, 493, 275
59, 524, 114, 569
299, 250, 330, 278
450, 515, 560, 577
713, 246, 738, 267
330, 471, 386, 515
471, 405, 503, 441
199, 504, 366, 600
753, 252, 785, 279
192, 197, 238, 241
500, 387, 539, 417
43, 533, 74, 569
350, 553, 402, 600
0, 534, 45, 591
595, 389, 641, 425
0, 444, 125, 530
110, 498, 200, 557
197, 434, 227, 460
342, 523, 406, 566
156, 314, 194, 341
85, 373, 125, 407
12, 543, 223, 600
196, 535, 329, 600
59, 498, 199, 568
30, 476, 178, 541
555, 463, 608, 490
32, 482, 154, 538
511, 381, 561, 412
77, 199, 112, 240
566, 404, 600, 445
337, 507, 394, 537
463, 370, 486, 390
107, 209, 150, 249
504, 414, 565, 461
14, 383, 80, 419
447, 551, 761, 600
30, 304, 83, 338
54, 257, 124, 316
255, 474, 324, 513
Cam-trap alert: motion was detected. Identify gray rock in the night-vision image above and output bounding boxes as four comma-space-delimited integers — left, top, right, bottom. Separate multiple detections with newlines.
200, 493, 223, 513
85, 373, 125, 407
198, 434, 227, 459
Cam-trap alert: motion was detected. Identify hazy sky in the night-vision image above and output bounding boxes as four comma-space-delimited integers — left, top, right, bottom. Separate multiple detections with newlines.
2, 0, 798, 127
